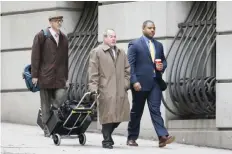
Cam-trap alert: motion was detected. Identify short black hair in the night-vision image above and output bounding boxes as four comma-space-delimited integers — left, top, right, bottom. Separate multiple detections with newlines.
142, 20, 154, 29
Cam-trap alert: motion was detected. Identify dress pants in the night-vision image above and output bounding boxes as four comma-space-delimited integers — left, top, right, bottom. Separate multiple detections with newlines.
102, 123, 120, 145
40, 88, 67, 125
127, 79, 168, 140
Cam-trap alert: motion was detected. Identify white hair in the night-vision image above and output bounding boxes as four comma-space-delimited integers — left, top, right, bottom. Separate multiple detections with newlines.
103, 29, 115, 38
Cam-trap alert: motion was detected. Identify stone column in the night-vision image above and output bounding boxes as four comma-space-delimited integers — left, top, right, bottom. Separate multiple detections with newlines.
216, 1, 232, 128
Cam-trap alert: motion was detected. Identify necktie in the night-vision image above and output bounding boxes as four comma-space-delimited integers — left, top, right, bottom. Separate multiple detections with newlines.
112, 49, 116, 59
149, 40, 155, 62
110, 48, 116, 60
55, 33, 59, 45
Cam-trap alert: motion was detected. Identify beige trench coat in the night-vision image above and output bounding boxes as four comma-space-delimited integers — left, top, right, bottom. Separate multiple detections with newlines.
88, 44, 131, 124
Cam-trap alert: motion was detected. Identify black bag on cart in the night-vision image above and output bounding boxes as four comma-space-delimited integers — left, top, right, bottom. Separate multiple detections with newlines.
45, 91, 98, 146
37, 104, 93, 134
46, 100, 92, 136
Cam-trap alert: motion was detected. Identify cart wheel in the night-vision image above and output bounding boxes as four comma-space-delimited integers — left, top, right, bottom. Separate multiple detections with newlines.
79, 133, 86, 145
53, 134, 61, 146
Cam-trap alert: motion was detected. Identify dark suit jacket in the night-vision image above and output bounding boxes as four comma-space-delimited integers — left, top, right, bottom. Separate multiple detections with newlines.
127, 36, 167, 91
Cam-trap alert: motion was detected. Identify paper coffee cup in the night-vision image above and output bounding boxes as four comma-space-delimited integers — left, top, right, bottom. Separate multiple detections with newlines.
155, 59, 162, 64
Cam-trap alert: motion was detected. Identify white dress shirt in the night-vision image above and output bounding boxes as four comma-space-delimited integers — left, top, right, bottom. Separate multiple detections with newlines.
112, 48, 116, 59
49, 28, 59, 46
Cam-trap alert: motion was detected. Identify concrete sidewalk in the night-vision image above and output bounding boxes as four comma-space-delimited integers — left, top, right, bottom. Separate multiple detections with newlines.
1, 123, 231, 154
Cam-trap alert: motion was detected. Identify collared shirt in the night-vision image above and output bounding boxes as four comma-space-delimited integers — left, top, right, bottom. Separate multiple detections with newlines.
49, 28, 59, 45
142, 35, 156, 77
111, 47, 116, 59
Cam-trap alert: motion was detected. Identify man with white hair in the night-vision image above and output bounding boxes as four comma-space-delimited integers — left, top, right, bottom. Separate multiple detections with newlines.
88, 29, 131, 149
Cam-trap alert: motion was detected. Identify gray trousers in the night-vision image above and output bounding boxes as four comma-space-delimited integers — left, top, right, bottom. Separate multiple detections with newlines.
40, 88, 67, 124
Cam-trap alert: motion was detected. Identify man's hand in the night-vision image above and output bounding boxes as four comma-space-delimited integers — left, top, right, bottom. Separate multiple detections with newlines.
91, 90, 98, 94
32, 78, 38, 86
66, 80, 70, 88
133, 82, 142, 91
156, 63, 163, 71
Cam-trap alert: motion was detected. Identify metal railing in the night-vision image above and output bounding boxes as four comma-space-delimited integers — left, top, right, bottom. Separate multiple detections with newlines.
67, 2, 99, 103
163, 1, 217, 119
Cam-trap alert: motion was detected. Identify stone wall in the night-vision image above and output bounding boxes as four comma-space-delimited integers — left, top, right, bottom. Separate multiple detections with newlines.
1, 1, 232, 150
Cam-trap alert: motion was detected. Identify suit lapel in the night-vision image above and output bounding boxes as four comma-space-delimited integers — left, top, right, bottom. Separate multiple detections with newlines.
47, 29, 58, 45
102, 44, 117, 66
152, 39, 159, 59
140, 37, 153, 63
57, 33, 63, 47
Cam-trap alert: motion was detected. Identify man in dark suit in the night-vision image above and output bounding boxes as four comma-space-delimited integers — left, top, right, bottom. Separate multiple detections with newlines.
127, 20, 175, 147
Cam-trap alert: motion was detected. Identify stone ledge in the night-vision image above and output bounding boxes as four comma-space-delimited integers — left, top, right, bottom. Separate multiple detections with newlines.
1, 7, 83, 16
168, 119, 217, 129
168, 130, 232, 150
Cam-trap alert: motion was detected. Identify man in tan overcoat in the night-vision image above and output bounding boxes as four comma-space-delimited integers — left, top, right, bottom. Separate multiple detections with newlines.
88, 29, 130, 149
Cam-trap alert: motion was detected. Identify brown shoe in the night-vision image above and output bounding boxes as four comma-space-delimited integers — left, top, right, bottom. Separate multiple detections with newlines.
127, 140, 138, 146
159, 136, 175, 147
165, 136, 175, 144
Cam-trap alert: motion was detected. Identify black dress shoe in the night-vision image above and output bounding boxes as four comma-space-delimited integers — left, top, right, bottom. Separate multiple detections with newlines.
110, 137, 114, 145
102, 144, 113, 149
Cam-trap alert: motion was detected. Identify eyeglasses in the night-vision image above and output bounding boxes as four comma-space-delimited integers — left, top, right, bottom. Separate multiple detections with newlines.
51, 19, 63, 23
